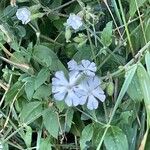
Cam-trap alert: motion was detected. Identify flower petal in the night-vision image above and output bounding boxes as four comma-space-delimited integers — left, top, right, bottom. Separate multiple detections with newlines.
53, 71, 68, 86
85, 70, 95, 77
81, 60, 91, 68
65, 90, 80, 106
74, 88, 87, 105
87, 76, 101, 89
69, 71, 81, 85
54, 91, 66, 101
52, 86, 67, 93
67, 59, 78, 71
87, 95, 98, 110
92, 88, 106, 102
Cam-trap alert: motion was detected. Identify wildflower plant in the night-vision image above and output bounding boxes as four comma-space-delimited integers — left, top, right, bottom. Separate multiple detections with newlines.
52, 60, 106, 110
0, 0, 150, 150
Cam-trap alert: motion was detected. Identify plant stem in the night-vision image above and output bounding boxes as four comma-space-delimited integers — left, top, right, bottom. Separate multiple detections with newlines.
86, 29, 97, 63
103, 0, 123, 40
101, 40, 150, 79
0, 43, 13, 57
75, 107, 105, 126
118, 0, 135, 56
134, 0, 147, 44
52, 0, 76, 11
96, 41, 150, 149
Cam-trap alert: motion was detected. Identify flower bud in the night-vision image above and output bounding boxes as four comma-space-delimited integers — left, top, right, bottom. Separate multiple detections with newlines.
65, 27, 72, 43
107, 81, 114, 96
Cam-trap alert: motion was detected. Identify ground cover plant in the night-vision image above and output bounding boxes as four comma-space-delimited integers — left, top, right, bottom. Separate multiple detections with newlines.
0, 0, 150, 149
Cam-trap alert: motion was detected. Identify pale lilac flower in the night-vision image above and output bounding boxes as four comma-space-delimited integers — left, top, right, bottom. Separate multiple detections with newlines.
67, 14, 83, 30
52, 60, 106, 110
68, 59, 97, 77
77, 76, 106, 110
16, 8, 31, 24
78, 60, 97, 77
52, 71, 82, 106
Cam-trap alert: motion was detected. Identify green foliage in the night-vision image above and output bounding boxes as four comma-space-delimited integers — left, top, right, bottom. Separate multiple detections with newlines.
0, 0, 150, 149
127, 73, 143, 102
104, 126, 128, 150
20, 101, 43, 123
101, 21, 113, 47
23, 126, 32, 148
137, 64, 150, 126
43, 109, 60, 138
34, 68, 50, 90
33, 84, 51, 100
129, 0, 147, 17
39, 138, 52, 150
33, 45, 67, 72
80, 124, 93, 150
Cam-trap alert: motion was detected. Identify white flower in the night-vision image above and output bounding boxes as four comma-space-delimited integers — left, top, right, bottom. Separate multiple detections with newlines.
68, 59, 97, 77
52, 71, 82, 106
77, 76, 106, 110
78, 60, 97, 77
67, 14, 83, 30
16, 8, 31, 24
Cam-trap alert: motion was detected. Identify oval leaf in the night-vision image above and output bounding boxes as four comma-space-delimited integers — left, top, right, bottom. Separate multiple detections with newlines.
104, 126, 129, 150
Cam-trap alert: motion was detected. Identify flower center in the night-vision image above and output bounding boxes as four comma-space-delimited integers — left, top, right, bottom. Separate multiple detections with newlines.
66, 84, 73, 91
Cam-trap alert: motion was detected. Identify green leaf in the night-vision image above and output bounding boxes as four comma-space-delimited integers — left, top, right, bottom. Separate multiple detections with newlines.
5, 81, 23, 104
129, 0, 147, 17
43, 109, 59, 138
92, 123, 104, 147
65, 108, 74, 132
119, 111, 133, 125
104, 126, 128, 150
31, 13, 45, 20
3, 5, 17, 17
55, 101, 66, 112
80, 124, 93, 150
33, 45, 52, 67
137, 63, 150, 126
113, 64, 137, 111
34, 68, 50, 90
15, 26, 26, 38
73, 45, 92, 61
33, 84, 51, 100
25, 78, 35, 100
127, 73, 143, 102
101, 21, 113, 47
24, 126, 32, 148
49, 0, 63, 9
33, 45, 67, 72
20, 101, 42, 123
39, 138, 52, 150
11, 51, 28, 64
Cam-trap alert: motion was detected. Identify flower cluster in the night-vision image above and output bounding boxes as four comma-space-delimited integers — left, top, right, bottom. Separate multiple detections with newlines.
52, 60, 106, 110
